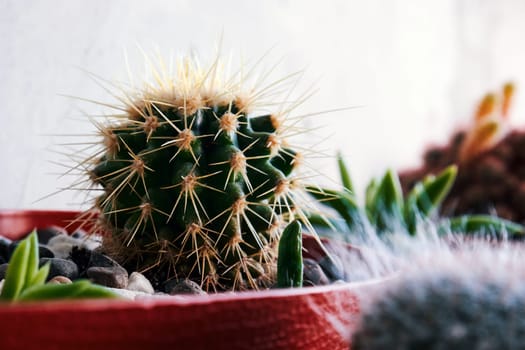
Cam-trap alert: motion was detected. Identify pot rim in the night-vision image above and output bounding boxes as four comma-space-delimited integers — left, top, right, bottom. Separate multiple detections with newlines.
0, 209, 394, 312
0, 275, 390, 312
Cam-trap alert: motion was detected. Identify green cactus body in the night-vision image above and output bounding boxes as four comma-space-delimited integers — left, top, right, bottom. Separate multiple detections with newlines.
85, 58, 305, 291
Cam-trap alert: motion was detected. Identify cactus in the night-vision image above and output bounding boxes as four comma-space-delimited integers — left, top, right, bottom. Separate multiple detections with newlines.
351, 249, 525, 350
80, 56, 310, 291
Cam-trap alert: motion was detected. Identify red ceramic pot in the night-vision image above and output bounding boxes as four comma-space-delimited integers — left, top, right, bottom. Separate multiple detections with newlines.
0, 210, 385, 350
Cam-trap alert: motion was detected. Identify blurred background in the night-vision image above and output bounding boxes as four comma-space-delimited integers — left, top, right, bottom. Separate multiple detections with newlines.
1, 0, 525, 209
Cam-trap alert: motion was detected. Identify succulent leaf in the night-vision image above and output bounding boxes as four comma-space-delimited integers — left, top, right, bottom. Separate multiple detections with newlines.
30, 263, 50, 287
1, 232, 117, 302
18, 280, 117, 301
367, 170, 405, 232
277, 220, 303, 288
310, 158, 521, 240
24, 231, 39, 289
337, 152, 353, 193
0, 237, 30, 300
306, 186, 360, 232
441, 215, 525, 237
404, 165, 457, 234
364, 178, 378, 215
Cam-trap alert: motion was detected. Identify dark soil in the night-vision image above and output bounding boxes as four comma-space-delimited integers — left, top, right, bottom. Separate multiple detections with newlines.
400, 129, 525, 226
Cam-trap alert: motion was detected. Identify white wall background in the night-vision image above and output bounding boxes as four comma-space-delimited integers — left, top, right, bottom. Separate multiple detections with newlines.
1, 0, 525, 209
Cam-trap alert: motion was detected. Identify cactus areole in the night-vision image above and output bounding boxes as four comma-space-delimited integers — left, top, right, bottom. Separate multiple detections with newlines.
84, 57, 306, 291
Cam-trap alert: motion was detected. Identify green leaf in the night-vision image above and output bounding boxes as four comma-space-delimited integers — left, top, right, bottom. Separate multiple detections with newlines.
442, 215, 525, 236
306, 212, 348, 233
365, 178, 378, 215
1, 232, 118, 303
75, 284, 120, 299
277, 220, 303, 288
24, 230, 40, 289
0, 238, 30, 301
404, 165, 457, 234
407, 165, 457, 216
30, 263, 50, 287
306, 186, 361, 231
18, 280, 118, 301
18, 280, 90, 301
368, 170, 405, 232
337, 152, 353, 193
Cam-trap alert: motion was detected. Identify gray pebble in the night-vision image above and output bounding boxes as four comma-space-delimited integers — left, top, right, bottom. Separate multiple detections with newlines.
318, 255, 345, 281
332, 279, 347, 285
40, 258, 79, 280
163, 279, 205, 295
46, 234, 102, 259
0, 263, 8, 280
87, 266, 128, 289
107, 287, 152, 300
36, 226, 67, 245
9, 243, 55, 259
47, 235, 79, 259
303, 258, 330, 286
126, 272, 155, 294
81, 236, 102, 251
0, 237, 12, 261
88, 251, 120, 268
38, 245, 55, 258
71, 229, 87, 239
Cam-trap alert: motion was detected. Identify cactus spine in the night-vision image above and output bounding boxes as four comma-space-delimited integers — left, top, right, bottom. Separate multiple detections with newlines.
83, 56, 308, 291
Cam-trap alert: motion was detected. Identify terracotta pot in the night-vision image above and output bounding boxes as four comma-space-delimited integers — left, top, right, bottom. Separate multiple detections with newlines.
0, 210, 385, 350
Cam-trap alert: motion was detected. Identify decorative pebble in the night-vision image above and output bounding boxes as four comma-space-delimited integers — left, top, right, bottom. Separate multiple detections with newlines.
38, 245, 55, 258
87, 266, 128, 289
48, 276, 73, 284
126, 272, 155, 294
71, 229, 87, 239
81, 235, 102, 251
0, 264, 8, 280
88, 251, 120, 268
318, 255, 345, 281
47, 235, 81, 259
107, 287, 152, 300
70, 247, 92, 277
36, 226, 67, 245
40, 258, 79, 280
71, 230, 102, 250
8, 243, 55, 259
332, 279, 347, 285
303, 258, 330, 286
0, 279, 4, 294
163, 279, 206, 295
0, 237, 12, 261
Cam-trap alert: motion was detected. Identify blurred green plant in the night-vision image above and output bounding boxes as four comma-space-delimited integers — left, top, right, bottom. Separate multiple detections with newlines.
308, 154, 524, 238
0, 230, 118, 302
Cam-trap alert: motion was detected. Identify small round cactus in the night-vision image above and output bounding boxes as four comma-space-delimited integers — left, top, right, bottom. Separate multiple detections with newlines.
80, 55, 310, 291
352, 246, 525, 350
